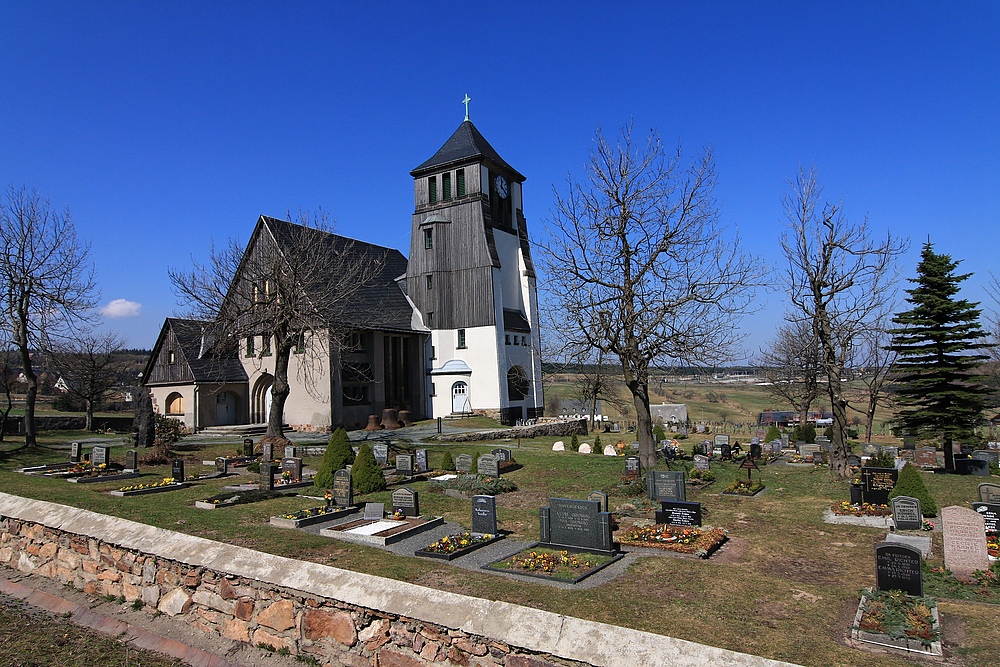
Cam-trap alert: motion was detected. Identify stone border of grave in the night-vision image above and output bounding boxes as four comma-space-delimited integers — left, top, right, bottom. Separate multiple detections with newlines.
68, 472, 141, 484
109, 482, 190, 497
269, 506, 359, 529
319, 516, 445, 547
850, 590, 942, 656
615, 524, 728, 559
414, 533, 505, 561
481, 544, 626, 585
821, 509, 894, 528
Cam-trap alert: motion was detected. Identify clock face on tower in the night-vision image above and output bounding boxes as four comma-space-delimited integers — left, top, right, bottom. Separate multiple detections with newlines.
494, 174, 509, 199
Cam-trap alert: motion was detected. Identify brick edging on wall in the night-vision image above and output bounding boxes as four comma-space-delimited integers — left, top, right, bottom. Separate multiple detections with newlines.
0, 493, 798, 667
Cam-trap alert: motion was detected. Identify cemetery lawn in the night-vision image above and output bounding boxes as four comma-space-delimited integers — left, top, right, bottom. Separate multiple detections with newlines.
3, 432, 1000, 667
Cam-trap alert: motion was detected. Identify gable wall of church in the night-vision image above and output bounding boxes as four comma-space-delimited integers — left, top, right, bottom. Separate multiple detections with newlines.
146, 327, 195, 385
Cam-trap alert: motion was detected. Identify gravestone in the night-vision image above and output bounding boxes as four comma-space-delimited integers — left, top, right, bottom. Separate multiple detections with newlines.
603, 445, 617, 456
630, 441, 640, 452
243, 438, 254, 457
693, 454, 710, 471
696, 423, 705, 434
281, 457, 303, 482
972, 503, 1000, 533
891, 496, 922, 531
799, 444, 820, 459
749, 442, 762, 460
978, 483, 1000, 504
714, 434, 730, 448
262, 442, 274, 462
491, 448, 511, 463
647, 470, 686, 502
956, 458, 990, 476
539, 498, 614, 554
472, 494, 498, 535
284, 445, 296, 459
772, 441, 783, 455
415, 449, 428, 472
373, 443, 389, 466
812, 449, 826, 465
860, 467, 898, 505
552, 441, 566, 452
655, 500, 703, 527
578, 443, 592, 454
333, 469, 353, 507
624, 456, 641, 476
847, 454, 862, 468
70, 442, 81, 463
215, 457, 229, 475
587, 490, 609, 513
391, 487, 419, 517
92, 446, 109, 468
973, 450, 999, 467
875, 542, 923, 597
942, 506, 990, 581
477, 454, 500, 478
124, 450, 138, 472
259, 463, 275, 491
171, 459, 184, 481
781, 433, 790, 448
915, 447, 937, 468
720, 443, 732, 460
680, 427, 688, 436
882, 446, 899, 459
862, 443, 879, 456
363, 503, 385, 521
455, 453, 473, 473
395, 453, 414, 477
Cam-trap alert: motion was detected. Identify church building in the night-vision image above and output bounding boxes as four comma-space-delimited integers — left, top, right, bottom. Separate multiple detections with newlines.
145, 113, 544, 430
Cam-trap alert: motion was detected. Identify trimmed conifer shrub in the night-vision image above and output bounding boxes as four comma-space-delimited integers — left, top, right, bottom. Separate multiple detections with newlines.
765, 425, 782, 442
314, 428, 354, 489
441, 451, 456, 471
792, 424, 816, 443
351, 443, 386, 494
471, 451, 481, 473
889, 462, 938, 517
570, 434, 580, 451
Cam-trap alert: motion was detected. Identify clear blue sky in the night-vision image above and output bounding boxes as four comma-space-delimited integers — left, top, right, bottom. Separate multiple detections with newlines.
2, 2, 997, 356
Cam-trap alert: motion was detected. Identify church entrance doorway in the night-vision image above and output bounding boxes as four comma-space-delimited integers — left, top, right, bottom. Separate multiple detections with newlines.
252, 375, 273, 424
451, 381, 469, 414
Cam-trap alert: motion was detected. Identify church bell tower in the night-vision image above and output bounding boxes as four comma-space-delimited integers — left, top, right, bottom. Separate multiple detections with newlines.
405, 100, 543, 424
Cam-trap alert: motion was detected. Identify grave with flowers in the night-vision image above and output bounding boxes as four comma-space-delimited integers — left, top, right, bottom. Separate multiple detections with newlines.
269, 469, 359, 528
109, 477, 189, 497
415, 494, 504, 561
320, 491, 444, 547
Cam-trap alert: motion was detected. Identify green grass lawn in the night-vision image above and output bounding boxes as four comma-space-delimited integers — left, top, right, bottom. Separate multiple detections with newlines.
2, 430, 999, 667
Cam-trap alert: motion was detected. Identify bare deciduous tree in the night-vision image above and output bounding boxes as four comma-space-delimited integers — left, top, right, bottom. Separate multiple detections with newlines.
0, 186, 98, 447
48, 331, 133, 432
757, 318, 821, 427
781, 168, 906, 477
847, 322, 897, 443
170, 212, 386, 443
542, 123, 763, 468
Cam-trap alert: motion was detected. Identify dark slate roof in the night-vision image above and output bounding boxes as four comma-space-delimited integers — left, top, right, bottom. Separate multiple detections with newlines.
261, 217, 418, 333
502, 309, 532, 333
155, 318, 248, 384
411, 121, 524, 181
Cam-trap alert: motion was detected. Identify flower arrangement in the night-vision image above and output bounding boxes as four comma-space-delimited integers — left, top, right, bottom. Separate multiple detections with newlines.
505, 549, 595, 573
987, 531, 999, 558
922, 519, 935, 532
118, 477, 176, 492
687, 468, 715, 483
281, 470, 291, 481
392, 509, 405, 520
855, 588, 939, 647
832, 501, 892, 517
724, 479, 764, 495
279, 506, 339, 520
618, 524, 727, 557
422, 532, 494, 554
323, 489, 333, 506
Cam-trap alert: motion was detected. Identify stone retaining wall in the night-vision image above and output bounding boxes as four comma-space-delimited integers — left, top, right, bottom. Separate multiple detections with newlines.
0, 493, 796, 667
436, 419, 589, 443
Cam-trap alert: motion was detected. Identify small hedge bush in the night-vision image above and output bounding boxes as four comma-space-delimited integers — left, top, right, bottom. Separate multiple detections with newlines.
441, 451, 456, 471
314, 428, 354, 488
889, 462, 938, 517
351, 443, 386, 494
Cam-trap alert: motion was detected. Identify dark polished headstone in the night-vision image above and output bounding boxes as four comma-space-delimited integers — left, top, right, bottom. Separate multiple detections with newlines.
415, 449, 428, 472
972, 502, 1000, 533
70, 442, 81, 463
891, 496, 922, 531
395, 453, 414, 477
875, 541, 923, 597
390, 487, 419, 517
125, 450, 138, 472
539, 498, 614, 554
92, 446, 109, 468
171, 459, 184, 482
472, 494, 497, 535
587, 490, 609, 513
647, 470, 686, 502
260, 463, 275, 490
333, 469, 353, 507
655, 500, 702, 527
491, 448, 512, 462
861, 467, 898, 506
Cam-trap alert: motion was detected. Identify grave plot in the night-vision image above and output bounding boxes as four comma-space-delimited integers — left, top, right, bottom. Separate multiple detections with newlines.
483, 497, 624, 583
415, 495, 504, 561
109, 477, 190, 497
64, 447, 142, 484
270, 469, 359, 528
851, 541, 941, 656
320, 491, 444, 546
195, 489, 285, 509
616, 523, 728, 558
721, 456, 766, 496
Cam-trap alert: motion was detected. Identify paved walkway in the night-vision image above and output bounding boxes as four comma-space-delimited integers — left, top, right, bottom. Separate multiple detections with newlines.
0, 575, 242, 667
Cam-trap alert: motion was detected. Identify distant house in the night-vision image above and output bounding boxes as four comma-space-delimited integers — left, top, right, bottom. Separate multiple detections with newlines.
557, 399, 603, 421
650, 403, 687, 425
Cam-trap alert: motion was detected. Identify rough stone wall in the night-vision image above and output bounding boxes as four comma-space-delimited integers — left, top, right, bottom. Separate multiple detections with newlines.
0, 517, 569, 667
436, 419, 588, 443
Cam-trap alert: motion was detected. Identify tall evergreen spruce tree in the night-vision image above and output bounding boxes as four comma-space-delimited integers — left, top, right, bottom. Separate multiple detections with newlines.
888, 242, 992, 472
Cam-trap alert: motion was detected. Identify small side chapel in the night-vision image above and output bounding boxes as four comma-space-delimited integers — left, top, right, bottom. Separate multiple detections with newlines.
145, 109, 544, 431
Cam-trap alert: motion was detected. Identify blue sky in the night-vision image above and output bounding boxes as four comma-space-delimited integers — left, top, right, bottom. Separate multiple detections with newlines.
2, 2, 997, 357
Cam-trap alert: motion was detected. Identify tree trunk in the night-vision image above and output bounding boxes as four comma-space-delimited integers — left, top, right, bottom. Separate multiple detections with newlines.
266, 343, 291, 439
85, 399, 94, 432
19, 350, 37, 447
626, 378, 656, 469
